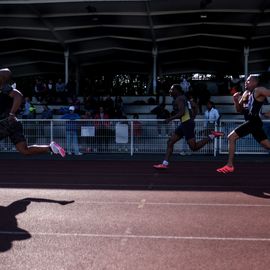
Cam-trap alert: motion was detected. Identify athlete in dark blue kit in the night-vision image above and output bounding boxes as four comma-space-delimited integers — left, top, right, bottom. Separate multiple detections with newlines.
0, 68, 65, 157
217, 74, 270, 173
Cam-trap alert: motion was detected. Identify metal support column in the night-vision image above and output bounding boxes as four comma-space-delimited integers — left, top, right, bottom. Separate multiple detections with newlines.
152, 47, 158, 95
244, 46, 249, 79
64, 49, 69, 84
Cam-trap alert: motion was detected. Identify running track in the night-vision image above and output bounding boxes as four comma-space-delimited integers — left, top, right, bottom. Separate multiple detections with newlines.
1, 157, 270, 270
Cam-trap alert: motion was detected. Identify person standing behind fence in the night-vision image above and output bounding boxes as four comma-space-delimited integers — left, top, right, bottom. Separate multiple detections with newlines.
153, 84, 224, 169
94, 106, 111, 150
151, 103, 170, 136
61, 106, 82, 155
0, 68, 65, 157
204, 100, 220, 132
217, 74, 270, 174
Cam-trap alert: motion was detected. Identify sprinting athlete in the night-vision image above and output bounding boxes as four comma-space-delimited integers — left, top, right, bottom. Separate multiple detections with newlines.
217, 74, 270, 173
0, 68, 65, 157
153, 84, 223, 169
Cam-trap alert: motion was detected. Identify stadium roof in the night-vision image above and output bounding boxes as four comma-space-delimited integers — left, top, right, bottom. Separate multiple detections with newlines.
0, 0, 270, 77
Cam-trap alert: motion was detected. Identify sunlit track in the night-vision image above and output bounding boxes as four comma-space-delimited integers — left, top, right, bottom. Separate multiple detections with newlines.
1, 158, 270, 269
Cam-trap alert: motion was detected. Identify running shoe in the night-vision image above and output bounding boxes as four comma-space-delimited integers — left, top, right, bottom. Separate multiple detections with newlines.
211, 131, 224, 138
216, 165, 234, 174
153, 164, 168, 169
50, 141, 66, 157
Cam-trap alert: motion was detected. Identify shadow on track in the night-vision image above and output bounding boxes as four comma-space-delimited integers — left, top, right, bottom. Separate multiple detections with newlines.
0, 198, 74, 252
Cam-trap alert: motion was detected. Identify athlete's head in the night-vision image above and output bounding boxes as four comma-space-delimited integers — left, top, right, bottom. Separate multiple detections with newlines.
169, 84, 184, 97
245, 75, 259, 91
0, 68, 12, 87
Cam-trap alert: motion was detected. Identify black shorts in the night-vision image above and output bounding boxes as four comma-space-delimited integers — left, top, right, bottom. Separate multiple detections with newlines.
0, 118, 26, 145
234, 118, 267, 143
175, 119, 195, 141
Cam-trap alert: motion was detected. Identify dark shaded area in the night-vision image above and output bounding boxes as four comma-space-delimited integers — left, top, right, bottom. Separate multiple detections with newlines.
0, 198, 74, 252
0, 159, 269, 197
0, 1, 270, 77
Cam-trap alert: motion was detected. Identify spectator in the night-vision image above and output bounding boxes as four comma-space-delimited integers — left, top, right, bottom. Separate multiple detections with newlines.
21, 97, 36, 119
94, 106, 111, 150
180, 78, 191, 94
41, 105, 53, 119
151, 103, 170, 136
61, 106, 82, 155
34, 78, 47, 102
114, 96, 124, 117
84, 95, 98, 114
103, 94, 114, 117
133, 113, 142, 138
194, 82, 211, 114
204, 101, 220, 131
55, 78, 66, 103
133, 113, 142, 150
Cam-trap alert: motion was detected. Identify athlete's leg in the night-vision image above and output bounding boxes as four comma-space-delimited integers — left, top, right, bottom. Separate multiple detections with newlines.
187, 137, 211, 151
260, 139, 270, 150
226, 130, 239, 167
15, 141, 50, 155
217, 130, 239, 173
164, 133, 181, 161
153, 132, 181, 169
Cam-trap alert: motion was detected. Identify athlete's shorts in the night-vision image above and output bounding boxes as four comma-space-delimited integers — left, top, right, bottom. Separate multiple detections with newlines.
234, 118, 267, 143
174, 119, 195, 141
0, 118, 26, 145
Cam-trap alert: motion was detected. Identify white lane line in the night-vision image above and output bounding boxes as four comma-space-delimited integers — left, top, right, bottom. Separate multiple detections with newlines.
48, 201, 270, 208
0, 199, 270, 208
1, 231, 270, 242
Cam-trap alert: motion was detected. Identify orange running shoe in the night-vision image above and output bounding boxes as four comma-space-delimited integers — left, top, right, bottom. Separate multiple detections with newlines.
153, 164, 168, 170
211, 131, 224, 138
216, 165, 234, 174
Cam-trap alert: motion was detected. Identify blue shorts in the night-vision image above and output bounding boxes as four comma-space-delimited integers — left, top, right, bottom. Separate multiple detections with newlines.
174, 119, 195, 141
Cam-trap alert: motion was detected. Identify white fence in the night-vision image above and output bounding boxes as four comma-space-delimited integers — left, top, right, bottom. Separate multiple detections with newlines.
219, 119, 270, 155
0, 119, 269, 155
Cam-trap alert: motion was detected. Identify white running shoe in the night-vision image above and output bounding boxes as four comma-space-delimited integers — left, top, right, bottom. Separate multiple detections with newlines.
50, 141, 66, 157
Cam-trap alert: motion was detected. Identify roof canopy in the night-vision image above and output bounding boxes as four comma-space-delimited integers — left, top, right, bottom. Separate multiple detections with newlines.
0, 0, 270, 77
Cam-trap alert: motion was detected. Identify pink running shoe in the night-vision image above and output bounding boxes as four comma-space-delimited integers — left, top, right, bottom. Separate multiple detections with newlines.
50, 141, 66, 157
216, 165, 234, 174
153, 164, 168, 170
211, 131, 224, 138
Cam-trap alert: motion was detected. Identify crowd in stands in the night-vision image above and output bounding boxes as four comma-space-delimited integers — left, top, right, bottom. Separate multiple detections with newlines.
15, 74, 267, 125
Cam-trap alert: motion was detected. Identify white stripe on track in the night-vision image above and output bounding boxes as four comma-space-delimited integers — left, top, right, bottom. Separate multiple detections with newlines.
71, 201, 270, 207
0, 231, 270, 242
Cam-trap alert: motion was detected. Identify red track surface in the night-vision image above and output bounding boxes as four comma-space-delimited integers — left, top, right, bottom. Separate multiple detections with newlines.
1, 159, 270, 270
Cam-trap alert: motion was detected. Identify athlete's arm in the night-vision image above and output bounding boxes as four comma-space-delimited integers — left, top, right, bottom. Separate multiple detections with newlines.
234, 91, 248, 113
9, 89, 23, 115
255, 87, 270, 101
166, 96, 185, 123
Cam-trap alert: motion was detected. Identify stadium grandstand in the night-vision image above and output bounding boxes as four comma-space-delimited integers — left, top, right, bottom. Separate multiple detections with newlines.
0, 0, 270, 155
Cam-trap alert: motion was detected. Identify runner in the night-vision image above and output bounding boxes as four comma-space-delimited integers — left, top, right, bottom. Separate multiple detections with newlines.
153, 84, 223, 169
217, 74, 270, 173
0, 68, 65, 157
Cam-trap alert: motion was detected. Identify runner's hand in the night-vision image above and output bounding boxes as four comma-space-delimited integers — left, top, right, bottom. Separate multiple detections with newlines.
8, 114, 17, 122
233, 92, 241, 102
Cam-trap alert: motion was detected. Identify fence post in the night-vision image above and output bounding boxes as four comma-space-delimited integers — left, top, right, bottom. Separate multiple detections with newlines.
130, 120, 134, 156
50, 120, 53, 142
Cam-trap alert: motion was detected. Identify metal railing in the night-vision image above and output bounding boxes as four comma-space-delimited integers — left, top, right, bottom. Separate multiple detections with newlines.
1, 119, 269, 155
